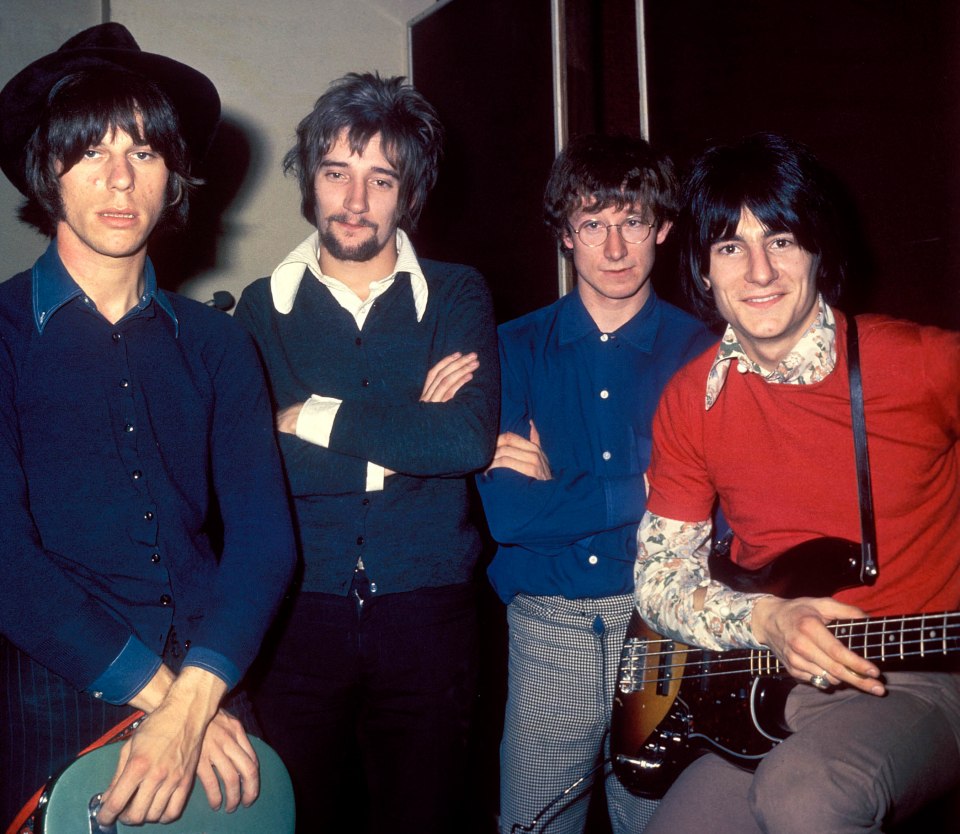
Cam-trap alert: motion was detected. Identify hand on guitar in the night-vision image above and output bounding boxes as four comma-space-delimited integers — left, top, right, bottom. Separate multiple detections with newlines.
752, 596, 885, 696
96, 666, 258, 826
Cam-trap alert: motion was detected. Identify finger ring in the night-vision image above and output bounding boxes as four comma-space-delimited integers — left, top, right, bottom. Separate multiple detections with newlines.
810, 671, 830, 690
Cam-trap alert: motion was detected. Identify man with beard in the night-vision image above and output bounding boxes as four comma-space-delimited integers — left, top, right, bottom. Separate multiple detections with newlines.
234, 72, 499, 834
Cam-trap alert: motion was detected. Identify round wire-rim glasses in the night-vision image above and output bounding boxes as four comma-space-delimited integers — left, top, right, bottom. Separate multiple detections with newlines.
571, 216, 655, 247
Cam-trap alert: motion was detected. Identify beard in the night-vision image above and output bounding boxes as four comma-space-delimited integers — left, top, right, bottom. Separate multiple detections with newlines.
319, 215, 392, 263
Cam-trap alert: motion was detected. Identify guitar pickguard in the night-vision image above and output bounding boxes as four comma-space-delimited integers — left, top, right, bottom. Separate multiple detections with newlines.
611, 612, 793, 799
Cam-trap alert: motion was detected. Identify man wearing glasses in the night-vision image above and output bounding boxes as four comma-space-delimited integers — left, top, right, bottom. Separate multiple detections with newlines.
476, 135, 714, 833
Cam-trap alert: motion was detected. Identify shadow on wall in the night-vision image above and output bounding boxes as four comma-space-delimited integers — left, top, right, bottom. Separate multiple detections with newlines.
149, 116, 253, 292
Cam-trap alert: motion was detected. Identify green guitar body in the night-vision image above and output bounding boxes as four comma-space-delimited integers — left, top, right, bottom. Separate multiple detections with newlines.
38, 735, 295, 833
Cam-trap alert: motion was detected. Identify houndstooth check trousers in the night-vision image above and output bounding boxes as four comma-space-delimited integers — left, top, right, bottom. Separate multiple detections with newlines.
499, 592, 658, 834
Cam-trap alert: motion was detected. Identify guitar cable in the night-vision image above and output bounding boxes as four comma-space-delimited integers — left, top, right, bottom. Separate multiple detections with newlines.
509, 759, 608, 833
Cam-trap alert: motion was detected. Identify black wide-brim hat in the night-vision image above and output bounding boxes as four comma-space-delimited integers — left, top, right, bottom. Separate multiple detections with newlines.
0, 22, 220, 196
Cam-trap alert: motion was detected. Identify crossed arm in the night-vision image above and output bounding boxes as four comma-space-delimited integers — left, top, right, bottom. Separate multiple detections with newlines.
276, 350, 480, 440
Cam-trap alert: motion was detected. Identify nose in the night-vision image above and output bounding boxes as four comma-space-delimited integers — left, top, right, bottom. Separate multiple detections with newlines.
105, 155, 134, 191
344, 178, 368, 214
603, 224, 627, 260
746, 246, 777, 285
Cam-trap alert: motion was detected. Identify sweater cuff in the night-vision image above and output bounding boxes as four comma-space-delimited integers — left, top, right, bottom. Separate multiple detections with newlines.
86, 635, 162, 705
182, 646, 240, 692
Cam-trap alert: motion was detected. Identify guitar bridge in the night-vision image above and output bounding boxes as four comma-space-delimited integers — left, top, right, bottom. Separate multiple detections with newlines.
617, 636, 647, 694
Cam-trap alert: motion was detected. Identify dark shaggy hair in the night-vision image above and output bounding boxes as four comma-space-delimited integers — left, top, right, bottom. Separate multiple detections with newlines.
678, 132, 849, 321
543, 134, 679, 258
22, 67, 199, 236
284, 72, 443, 231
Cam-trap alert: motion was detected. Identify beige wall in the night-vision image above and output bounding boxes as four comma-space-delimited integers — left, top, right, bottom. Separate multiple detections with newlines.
0, 2, 101, 272
0, 0, 436, 301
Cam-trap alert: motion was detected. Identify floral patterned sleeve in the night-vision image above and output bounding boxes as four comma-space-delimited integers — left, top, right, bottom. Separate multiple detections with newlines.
634, 511, 770, 651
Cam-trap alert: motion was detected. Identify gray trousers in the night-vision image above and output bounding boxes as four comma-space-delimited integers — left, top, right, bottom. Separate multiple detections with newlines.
499, 593, 658, 834
644, 669, 960, 834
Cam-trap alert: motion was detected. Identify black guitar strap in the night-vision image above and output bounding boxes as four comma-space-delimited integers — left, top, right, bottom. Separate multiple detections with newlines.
845, 315, 879, 585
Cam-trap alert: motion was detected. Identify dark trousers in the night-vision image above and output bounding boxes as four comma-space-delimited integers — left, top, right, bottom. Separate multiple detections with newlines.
0, 636, 258, 830
252, 582, 479, 834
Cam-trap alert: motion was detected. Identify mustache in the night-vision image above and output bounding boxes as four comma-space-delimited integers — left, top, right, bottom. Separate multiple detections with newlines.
328, 214, 377, 229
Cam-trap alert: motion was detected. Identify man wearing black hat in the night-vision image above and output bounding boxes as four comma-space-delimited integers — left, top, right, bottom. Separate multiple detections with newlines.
0, 23, 296, 829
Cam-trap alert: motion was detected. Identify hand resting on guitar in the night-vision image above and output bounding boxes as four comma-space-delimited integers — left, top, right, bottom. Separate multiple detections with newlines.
97, 666, 258, 828
750, 595, 884, 695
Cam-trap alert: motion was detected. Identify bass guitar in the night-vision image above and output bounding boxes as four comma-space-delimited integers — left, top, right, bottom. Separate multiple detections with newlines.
610, 537, 960, 799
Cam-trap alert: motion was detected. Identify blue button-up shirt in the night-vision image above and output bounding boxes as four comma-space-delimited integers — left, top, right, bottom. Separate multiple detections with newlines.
0, 242, 295, 703
477, 290, 715, 602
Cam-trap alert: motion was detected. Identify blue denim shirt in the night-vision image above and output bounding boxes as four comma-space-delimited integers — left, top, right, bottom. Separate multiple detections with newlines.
477, 290, 715, 602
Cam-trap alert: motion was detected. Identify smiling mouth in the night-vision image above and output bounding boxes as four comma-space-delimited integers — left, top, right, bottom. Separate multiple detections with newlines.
100, 211, 136, 219
743, 293, 783, 304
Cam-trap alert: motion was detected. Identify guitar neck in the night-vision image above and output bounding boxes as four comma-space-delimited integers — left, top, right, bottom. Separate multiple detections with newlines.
829, 610, 960, 664
753, 611, 960, 671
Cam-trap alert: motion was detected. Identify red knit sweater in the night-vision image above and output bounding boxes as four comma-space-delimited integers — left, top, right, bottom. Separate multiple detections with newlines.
647, 313, 960, 616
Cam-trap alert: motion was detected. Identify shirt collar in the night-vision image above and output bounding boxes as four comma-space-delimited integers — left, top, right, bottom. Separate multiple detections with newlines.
269, 227, 428, 321
32, 240, 178, 336
704, 295, 837, 410
558, 289, 661, 350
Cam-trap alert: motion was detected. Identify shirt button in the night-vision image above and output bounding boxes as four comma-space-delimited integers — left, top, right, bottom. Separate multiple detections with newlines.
159, 594, 171, 606
144, 511, 154, 521
588, 554, 599, 565
119, 379, 129, 388
369, 582, 378, 593
151, 553, 161, 564
602, 451, 612, 461
111, 332, 121, 343
91, 690, 103, 699
356, 535, 365, 545
184, 639, 191, 649
600, 389, 609, 399
124, 423, 135, 433
361, 378, 370, 387
132, 470, 142, 479
600, 333, 609, 342
362, 498, 370, 506
355, 337, 362, 346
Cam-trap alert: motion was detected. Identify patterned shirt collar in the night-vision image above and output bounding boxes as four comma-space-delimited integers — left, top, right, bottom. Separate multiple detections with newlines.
32, 240, 177, 336
704, 295, 837, 410
269, 228, 428, 321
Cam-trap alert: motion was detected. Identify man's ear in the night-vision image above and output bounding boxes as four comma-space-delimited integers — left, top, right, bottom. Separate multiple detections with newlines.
561, 231, 575, 252
655, 220, 673, 245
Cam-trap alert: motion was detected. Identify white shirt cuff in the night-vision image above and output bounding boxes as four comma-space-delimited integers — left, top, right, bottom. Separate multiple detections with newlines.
296, 395, 341, 447
366, 463, 385, 492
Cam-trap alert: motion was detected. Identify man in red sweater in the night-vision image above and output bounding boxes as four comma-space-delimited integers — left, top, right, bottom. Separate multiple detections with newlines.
633, 133, 960, 832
